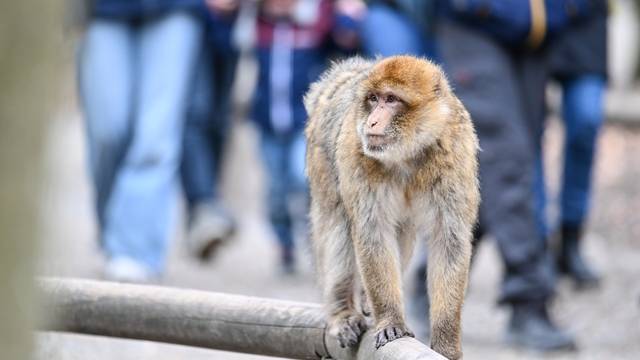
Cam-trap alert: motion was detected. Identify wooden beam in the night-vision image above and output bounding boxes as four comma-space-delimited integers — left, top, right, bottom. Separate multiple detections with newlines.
38, 278, 446, 359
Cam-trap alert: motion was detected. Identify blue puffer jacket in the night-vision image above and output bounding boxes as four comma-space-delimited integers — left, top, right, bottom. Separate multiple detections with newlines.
92, 0, 202, 19
440, 0, 600, 48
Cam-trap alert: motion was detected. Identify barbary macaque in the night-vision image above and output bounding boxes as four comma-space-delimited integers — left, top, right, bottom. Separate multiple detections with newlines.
304, 56, 479, 359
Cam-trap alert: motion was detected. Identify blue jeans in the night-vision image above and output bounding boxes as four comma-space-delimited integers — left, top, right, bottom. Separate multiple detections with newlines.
260, 130, 307, 252
359, 3, 427, 57
535, 75, 605, 234
79, 11, 202, 273
181, 31, 238, 209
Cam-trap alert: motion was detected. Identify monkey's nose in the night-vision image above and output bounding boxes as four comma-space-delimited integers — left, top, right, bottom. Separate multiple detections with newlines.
370, 121, 378, 128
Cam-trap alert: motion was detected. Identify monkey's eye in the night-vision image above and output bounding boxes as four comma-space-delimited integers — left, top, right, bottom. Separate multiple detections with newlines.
386, 95, 398, 103
367, 94, 378, 103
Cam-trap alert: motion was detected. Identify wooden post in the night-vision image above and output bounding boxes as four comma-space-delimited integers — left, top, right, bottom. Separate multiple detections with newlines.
0, 0, 64, 358
39, 278, 446, 360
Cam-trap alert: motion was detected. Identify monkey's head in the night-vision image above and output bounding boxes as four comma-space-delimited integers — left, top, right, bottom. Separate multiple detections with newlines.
357, 56, 454, 162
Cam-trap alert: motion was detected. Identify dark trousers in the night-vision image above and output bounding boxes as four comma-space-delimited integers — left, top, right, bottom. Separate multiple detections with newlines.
437, 20, 555, 304
181, 35, 238, 209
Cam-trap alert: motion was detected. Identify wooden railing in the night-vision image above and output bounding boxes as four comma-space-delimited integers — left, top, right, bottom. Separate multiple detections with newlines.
38, 278, 446, 360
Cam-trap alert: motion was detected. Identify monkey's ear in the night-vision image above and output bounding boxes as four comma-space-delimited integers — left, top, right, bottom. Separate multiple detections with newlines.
432, 75, 442, 97
432, 71, 451, 98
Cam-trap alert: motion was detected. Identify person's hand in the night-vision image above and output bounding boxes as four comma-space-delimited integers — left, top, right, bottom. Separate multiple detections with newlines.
263, 0, 298, 20
333, 0, 367, 49
205, 0, 240, 15
335, 0, 367, 21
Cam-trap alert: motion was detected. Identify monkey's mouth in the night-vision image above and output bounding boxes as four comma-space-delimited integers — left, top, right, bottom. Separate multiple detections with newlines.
365, 134, 389, 152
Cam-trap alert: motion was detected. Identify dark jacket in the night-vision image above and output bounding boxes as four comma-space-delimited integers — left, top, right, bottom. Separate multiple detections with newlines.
92, 0, 201, 19
251, 0, 339, 135
548, 1, 608, 79
439, 0, 599, 48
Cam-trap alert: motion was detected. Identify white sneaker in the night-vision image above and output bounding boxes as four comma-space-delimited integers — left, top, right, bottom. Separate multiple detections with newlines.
104, 257, 156, 284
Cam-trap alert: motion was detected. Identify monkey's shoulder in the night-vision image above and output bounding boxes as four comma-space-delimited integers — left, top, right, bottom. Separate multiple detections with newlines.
304, 57, 373, 118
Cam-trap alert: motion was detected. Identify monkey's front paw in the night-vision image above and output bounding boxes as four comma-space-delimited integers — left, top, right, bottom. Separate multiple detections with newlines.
328, 313, 368, 348
374, 324, 414, 349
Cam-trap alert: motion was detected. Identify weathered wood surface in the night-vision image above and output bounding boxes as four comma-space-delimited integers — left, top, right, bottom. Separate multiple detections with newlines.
39, 278, 446, 360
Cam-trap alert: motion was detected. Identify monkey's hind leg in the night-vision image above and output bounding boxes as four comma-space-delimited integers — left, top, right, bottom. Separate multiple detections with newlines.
311, 203, 367, 348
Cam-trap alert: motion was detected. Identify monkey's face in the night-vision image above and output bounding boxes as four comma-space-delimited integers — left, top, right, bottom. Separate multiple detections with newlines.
360, 90, 405, 153
357, 56, 452, 163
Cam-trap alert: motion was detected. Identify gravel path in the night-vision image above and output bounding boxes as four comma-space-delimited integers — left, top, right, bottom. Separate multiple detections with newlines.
35, 105, 640, 359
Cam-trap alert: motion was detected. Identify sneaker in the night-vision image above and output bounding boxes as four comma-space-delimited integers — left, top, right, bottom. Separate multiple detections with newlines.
506, 301, 577, 352
187, 202, 236, 261
104, 257, 156, 284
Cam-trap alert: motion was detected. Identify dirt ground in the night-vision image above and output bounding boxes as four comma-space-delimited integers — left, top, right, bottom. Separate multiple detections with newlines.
35, 98, 640, 360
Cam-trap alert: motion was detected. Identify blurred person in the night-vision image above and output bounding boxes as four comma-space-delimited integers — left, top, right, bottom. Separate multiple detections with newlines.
250, 0, 361, 274
78, 0, 203, 282
359, 0, 437, 58
181, 1, 240, 261
433, 0, 599, 351
536, 0, 609, 289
